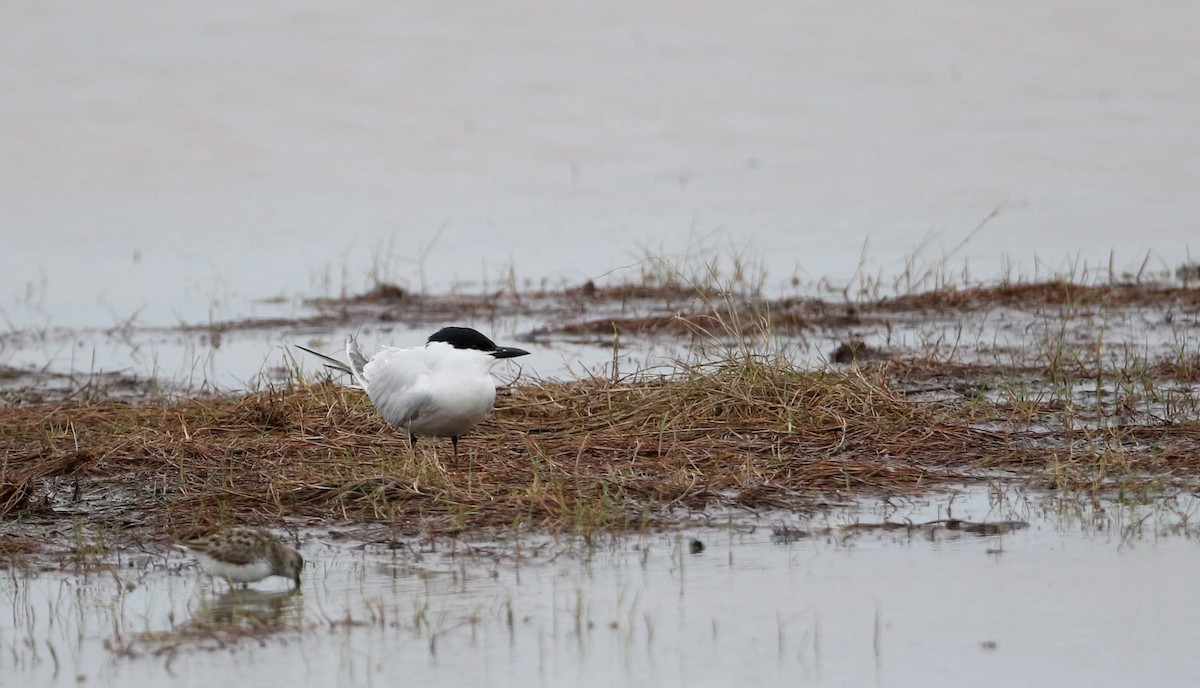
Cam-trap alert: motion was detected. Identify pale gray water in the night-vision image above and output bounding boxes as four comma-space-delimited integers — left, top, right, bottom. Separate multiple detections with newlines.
2, 0, 1198, 334
5, 487, 1200, 687
4, 0, 1199, 388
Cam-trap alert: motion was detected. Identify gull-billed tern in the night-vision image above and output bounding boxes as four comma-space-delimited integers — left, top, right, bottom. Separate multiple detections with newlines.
297, 327, 530, 457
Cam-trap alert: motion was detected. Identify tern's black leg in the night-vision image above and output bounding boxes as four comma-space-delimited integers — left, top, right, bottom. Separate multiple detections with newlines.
409, 434, 418, 449
452, 436, 459, 459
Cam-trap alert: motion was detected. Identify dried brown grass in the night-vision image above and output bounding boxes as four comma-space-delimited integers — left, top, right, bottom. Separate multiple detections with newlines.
873, 281, 1200, 311
4, 352, 1198, 564
529, 280, 1200, 339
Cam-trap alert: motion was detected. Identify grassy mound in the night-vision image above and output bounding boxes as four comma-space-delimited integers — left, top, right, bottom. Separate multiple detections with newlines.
4, 350, 1198, 565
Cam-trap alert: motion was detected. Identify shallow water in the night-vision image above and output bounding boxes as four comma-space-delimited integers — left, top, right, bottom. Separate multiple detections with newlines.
4, 0, 1200, 388
6, 487, 1200, 687
3, 0, 1199, 334
5, 281, 1196, 397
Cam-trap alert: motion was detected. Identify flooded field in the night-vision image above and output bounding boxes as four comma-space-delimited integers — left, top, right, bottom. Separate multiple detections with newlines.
8, 274, 1198, 686
4, 0, 1200, 685
6, 487, 1200, 688
3, 270, 1199, 399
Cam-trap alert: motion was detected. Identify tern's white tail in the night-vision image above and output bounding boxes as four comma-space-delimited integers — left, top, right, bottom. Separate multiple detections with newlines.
295, 337, 367, 390
345, 336, 370, 392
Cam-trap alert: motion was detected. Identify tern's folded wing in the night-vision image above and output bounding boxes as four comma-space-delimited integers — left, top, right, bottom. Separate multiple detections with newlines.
362, 349, 433, 428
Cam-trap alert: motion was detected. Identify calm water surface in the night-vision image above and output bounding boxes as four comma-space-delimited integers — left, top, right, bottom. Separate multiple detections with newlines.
3, 1, 1199, 386
5, 488, 1200, 687
2, 0, 1198, 333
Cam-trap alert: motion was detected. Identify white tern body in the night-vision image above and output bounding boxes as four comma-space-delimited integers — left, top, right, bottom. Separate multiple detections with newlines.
297, 327, 531, 456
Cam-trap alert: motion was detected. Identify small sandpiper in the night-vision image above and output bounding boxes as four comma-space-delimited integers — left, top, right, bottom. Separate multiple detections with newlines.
176, 527, 304, 590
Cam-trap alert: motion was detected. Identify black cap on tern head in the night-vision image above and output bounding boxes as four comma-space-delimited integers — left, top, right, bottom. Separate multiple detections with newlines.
428, 326, 496, 351
428, 327, 531, 359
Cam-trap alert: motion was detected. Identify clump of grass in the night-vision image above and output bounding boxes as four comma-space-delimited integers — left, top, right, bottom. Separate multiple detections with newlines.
5, 255, 1200, 562
873, 280, 1200, 311
0, 535, 41, 567
0, 364, 916, 538
4, 344, 1198, 563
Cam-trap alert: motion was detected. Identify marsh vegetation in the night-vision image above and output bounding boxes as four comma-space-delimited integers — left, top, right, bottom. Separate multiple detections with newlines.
3, 262, 1198, 563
